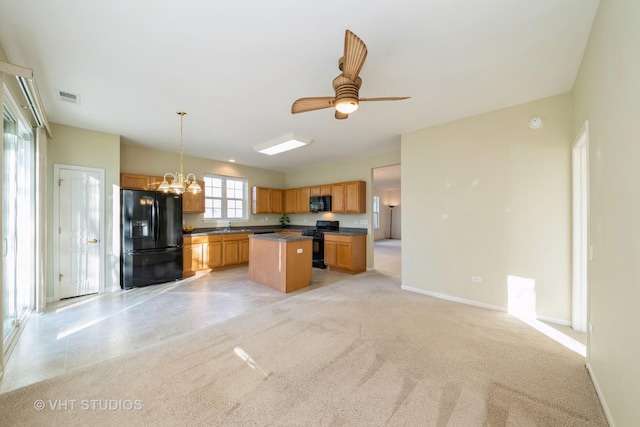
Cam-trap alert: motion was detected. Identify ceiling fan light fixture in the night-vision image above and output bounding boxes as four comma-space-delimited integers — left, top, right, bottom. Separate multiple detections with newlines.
254, 133, 312, 156
335, 98, 359, 114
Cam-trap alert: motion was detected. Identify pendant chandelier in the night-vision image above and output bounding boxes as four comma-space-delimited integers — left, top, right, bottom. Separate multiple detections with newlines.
158, 111, 201, 195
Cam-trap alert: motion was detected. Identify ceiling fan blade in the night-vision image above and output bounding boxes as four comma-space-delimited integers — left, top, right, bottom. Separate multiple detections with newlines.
291, 97, 336, 114
335, 111, 349, 120
342, 30, 368, 81
358, 97, 411, 102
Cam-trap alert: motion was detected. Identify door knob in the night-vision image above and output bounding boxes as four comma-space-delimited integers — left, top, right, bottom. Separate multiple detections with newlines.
88, 238, 98, 243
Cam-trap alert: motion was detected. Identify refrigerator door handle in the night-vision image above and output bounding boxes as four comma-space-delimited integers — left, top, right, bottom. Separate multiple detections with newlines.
152, 198, 158, 241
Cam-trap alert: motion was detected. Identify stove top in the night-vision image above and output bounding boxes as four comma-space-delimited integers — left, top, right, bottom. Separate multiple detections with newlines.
301, 220, 339, 237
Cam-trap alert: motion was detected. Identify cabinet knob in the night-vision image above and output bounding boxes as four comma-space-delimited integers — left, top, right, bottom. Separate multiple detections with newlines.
88, 238, 98, 243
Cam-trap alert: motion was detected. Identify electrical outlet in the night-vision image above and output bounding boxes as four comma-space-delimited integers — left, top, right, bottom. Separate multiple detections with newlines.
297, 248, 303, 254
471, 276, 482, 283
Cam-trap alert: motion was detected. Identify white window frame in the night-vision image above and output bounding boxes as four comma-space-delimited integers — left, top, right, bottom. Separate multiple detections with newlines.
373, 196, 380, 229
203, 174, 249, 222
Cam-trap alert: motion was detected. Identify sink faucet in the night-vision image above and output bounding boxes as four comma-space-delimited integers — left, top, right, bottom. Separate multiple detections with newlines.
226, 222, 232, 231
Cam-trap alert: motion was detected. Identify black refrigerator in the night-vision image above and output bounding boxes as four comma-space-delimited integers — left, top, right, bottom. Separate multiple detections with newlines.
120, 189, 183, 289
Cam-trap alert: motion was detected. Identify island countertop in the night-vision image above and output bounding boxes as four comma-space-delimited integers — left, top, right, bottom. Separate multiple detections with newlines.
248, 233, 312, 243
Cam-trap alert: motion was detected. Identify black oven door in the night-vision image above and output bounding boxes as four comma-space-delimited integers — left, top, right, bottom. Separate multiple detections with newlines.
311, 236, 326, 269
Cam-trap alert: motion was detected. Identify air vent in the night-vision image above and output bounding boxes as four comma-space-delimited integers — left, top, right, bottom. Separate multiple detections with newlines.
56, 89, 80, 105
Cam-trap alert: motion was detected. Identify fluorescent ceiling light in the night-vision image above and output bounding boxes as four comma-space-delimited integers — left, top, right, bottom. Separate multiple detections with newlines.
254, 133, 312, 155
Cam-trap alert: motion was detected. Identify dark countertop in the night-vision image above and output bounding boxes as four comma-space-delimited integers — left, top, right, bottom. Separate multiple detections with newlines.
185, 226, 367, 237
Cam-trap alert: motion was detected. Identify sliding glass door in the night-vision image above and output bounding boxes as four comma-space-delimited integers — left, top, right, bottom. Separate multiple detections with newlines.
2, 92, 35, 352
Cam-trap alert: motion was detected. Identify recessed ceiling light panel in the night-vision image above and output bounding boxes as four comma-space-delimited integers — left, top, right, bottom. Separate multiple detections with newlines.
254, 132, 312, 155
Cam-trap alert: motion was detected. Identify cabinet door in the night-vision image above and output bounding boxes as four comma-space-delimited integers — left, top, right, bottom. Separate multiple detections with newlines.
120, 173, 151, 190
252, 187, 270, 214
310, 186, 321, 196
183, 180, 205, 213
331, 183, 345, 212
222, 240, 240, 265
296, 187, 310, 213
284, 189, 297, 213
324, 241, 337, 267
320, 185, 332, 196
345, 181, 366, 213
147, 176, 165, 191
240, 238, 250, 263
270, 189, 283, 213
183, 243, 195, 275
207, 241, 222, 268
336, 242, 353, 269
192, 243, 207, 271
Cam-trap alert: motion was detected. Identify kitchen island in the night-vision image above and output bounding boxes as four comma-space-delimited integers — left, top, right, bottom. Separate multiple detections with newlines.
248, 233, 312, 293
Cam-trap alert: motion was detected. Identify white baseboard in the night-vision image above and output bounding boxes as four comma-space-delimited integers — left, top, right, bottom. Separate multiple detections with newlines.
401, 285, 573, 327
536, 315, 572, 327
586, 362, 616, 427
400, 285, 506, 313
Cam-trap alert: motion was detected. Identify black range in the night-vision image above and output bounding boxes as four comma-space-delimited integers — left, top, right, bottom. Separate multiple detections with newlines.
301, 220, 339, 269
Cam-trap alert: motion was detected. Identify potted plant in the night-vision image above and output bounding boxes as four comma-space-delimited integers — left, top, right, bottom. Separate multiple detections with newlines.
278, 213, 290, 228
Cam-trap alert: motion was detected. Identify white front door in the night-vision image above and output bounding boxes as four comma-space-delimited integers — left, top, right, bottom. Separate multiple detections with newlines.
54, 165, 103, 299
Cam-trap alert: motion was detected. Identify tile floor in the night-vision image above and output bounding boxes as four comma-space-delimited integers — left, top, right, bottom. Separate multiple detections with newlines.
0, 240, 401, 393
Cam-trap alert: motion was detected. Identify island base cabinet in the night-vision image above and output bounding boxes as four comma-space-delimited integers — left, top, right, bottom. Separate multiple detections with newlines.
249, 237, 312, 293
323, 234, 366, 274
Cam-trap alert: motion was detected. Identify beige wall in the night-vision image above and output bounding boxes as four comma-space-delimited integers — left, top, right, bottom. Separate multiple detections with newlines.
120, 143, 286, 228
572, 0, 640, 424
402, 94, 573, 323
286, 149, 401, 269
47, 123, 121, 295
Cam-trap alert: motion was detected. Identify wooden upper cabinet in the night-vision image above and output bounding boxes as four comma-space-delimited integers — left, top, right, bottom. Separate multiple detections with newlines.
331, 183, 345, 212
252, 187, 284, 214
296, 187, 310, 213
183, 180, 205, 213
121, 173, 163, 190
345, 180, 366, 213
284, 189, 297, 214
252, 187, 270, 214
310, 186, 321, 197
270, 189, 283, 213
122, 173, 204, 213
320, 185, 332, 196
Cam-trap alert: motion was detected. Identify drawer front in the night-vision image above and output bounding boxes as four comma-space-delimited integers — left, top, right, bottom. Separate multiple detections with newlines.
222, 233, 250, 242
324, 234, 351, 243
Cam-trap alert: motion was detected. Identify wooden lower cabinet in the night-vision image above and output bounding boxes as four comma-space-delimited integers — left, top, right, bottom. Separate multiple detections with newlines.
183, 235, 209, 277
222, 233, 251, 267
183, 233, 250, 276
207, 237, 222, 268
323, 234, 366, 274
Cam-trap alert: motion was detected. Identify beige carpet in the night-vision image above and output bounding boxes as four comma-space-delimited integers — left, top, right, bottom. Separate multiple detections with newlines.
0, 270, 606, 426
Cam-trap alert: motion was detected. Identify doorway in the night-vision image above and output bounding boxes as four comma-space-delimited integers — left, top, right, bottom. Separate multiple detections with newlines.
572, 121, 589, 333
53, 164, 104, 300
372, 164, 401, 276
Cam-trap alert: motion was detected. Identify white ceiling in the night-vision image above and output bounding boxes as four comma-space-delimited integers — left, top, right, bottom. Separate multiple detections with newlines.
0, 0, 599, 174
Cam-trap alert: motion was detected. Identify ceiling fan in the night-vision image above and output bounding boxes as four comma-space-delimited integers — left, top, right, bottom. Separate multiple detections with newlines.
291, 30, 410, 120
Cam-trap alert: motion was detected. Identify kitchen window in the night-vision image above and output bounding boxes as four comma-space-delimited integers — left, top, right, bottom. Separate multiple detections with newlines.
203, 174, 248, 221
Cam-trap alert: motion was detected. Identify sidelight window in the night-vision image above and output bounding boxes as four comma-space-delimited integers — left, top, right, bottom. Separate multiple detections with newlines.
373, 196, 380, 229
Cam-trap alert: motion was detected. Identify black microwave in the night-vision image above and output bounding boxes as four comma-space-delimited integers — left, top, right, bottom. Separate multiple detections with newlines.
309, 195, 332, 213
